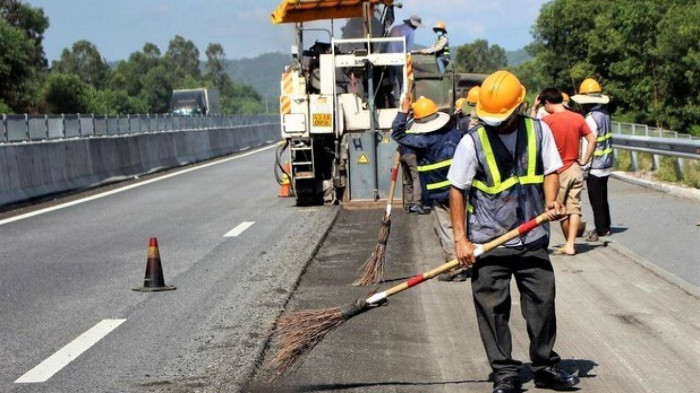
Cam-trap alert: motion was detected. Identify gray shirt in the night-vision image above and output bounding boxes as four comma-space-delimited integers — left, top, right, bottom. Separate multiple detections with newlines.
448, 121, 563, 190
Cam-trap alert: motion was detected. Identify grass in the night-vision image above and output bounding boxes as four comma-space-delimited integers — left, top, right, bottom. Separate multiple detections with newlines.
613, 149, 700, 189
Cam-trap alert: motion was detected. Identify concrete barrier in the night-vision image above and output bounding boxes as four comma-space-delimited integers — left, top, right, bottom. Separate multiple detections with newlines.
0, 123, 279, 207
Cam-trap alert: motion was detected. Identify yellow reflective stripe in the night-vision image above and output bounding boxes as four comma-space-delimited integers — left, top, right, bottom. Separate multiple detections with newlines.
519, 175, 544, 185
596, 133, 612, 142
417, 159, 452, 172
466, 203, 474, 213
526, 118, 537, 179
426, 180, 451, 190
472, 176, 519, 194
477, 127, 501, 185
594, 147, 614, 156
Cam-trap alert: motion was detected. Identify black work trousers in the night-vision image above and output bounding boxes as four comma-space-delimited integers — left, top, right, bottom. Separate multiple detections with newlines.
586, 174, 611, 235
471, 247, 560, 382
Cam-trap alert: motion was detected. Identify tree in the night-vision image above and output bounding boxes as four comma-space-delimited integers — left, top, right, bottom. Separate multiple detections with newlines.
164, 35, 200, 79
43, 72, 94, 114
139, 65, 174, 113
454, 39, 507, 74
655, 2, 700, 134
204, 43, 231, 93
52, 40, 110, 88
0, 0, 49, 112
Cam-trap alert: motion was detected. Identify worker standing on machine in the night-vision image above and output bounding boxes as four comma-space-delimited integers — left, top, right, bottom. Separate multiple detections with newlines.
417, 21, 450, 73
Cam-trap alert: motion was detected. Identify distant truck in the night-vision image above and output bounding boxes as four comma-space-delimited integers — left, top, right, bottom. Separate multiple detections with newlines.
170, 88, 220, 116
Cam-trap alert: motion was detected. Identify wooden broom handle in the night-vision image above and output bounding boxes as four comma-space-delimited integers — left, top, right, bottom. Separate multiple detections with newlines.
385, 150, 401, 213
367, 213, 551, 303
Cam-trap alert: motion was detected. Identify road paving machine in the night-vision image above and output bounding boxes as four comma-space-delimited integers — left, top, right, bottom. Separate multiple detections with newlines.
271, 0, 456, 205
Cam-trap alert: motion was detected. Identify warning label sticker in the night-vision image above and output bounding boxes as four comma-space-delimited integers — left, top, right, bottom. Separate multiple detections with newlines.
357, 153, 370, 164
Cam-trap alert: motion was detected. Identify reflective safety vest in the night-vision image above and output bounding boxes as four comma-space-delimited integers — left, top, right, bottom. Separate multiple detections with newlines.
441, 40, 450, 58
589, 107, 613, 170
467, 116, 549, 246
416, 127, 463, 202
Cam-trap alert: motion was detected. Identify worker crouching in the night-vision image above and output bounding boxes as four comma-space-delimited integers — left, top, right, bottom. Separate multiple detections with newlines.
448, 70, 580, 393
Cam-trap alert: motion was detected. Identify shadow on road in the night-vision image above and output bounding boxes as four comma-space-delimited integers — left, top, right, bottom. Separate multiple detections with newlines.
519, 358, 599, 384
255, 378, 490, 392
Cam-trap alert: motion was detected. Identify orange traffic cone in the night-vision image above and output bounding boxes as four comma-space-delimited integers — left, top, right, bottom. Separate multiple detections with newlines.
278, 161, 292, 198
133, 237, 176, 292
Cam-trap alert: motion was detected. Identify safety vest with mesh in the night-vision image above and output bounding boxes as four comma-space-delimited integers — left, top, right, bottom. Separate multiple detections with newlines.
417, 127, 462, 202
467, 117, 549, 246
588, 107, 613, 170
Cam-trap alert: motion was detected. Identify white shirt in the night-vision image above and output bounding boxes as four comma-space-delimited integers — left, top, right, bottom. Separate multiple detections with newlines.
448, 120, 563, 190
584, 109, 613, 177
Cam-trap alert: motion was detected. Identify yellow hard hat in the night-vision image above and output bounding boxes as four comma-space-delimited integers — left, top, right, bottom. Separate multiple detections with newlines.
579, 78, 602, 95
433, 21, 447, 33
412, 96, 439, 120
466, 86, 480, 106
475, 70, 526, 126
455, 98, 466, 112
562, 92, 570, 103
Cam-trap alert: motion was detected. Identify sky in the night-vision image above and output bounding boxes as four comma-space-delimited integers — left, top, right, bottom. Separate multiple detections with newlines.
28, 0, 549, 62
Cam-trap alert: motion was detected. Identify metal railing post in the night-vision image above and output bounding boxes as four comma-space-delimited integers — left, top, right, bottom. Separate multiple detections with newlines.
77, 113, 82, 137
630, 151, 639, 171
92, 114, 96, 137
675, 158, 685, 178
44, 114, 49, 140
61, 113, 66, 138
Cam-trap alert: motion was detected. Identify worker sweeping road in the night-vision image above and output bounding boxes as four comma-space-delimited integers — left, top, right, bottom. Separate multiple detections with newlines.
392, 96, 469, 281
448, 70, 580, 393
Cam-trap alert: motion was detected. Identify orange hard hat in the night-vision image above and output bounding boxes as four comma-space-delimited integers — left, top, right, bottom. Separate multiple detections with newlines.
433, 21, 447, 32
475, 70, 526, 126
579, 78, 602, 95
466, 86, 480, 106
412, 96, 439, 120
455, 98, 466, 112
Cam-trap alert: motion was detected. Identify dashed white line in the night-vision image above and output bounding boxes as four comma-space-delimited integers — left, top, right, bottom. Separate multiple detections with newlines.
15, 319, 127, 384
224, 221, 255, 237
0, 144, 276, 227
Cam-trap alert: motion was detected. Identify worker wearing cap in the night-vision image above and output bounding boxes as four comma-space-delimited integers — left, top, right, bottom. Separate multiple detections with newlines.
417, 21, 450, 73
448, 70, 579, 393
392, 96, 468, 280
385, 15, 423, 106
572, 78, 613, 242
456, 86, 481, 131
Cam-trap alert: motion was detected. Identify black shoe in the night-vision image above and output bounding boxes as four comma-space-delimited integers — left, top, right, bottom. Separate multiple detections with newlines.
492, 376, 522, 393
409, 205, 430, 215
534, 366, 580, 390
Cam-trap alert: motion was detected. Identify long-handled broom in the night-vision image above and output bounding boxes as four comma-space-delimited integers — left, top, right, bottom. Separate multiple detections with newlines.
351, 149, 402, 286
267, 212, 553, 377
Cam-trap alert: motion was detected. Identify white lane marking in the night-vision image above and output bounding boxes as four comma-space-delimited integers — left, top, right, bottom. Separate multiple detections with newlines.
0, 144, 276, 227
224, 221, 255, 237
15, 319, 127, 384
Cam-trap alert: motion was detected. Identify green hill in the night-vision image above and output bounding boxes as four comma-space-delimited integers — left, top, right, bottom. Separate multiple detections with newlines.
506, 48, 531, 66
222, 52, 290, 100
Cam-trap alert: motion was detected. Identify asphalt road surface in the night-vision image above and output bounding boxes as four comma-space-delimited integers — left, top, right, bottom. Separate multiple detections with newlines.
581, 177, 700, 286
249, 207, 699, 392
1, 145, 338, 392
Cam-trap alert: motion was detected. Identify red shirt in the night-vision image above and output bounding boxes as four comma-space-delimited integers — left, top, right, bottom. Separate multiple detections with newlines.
543, 110, 591, 173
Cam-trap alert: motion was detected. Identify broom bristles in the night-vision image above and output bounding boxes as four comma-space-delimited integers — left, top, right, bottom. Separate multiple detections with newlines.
352, 215, 391, 286
266, 307, 345, 378
266, 298, 369, 378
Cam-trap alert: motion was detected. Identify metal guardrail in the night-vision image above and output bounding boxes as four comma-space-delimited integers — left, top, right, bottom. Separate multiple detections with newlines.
0, 113, 278, 144
610, 121, 700, 174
